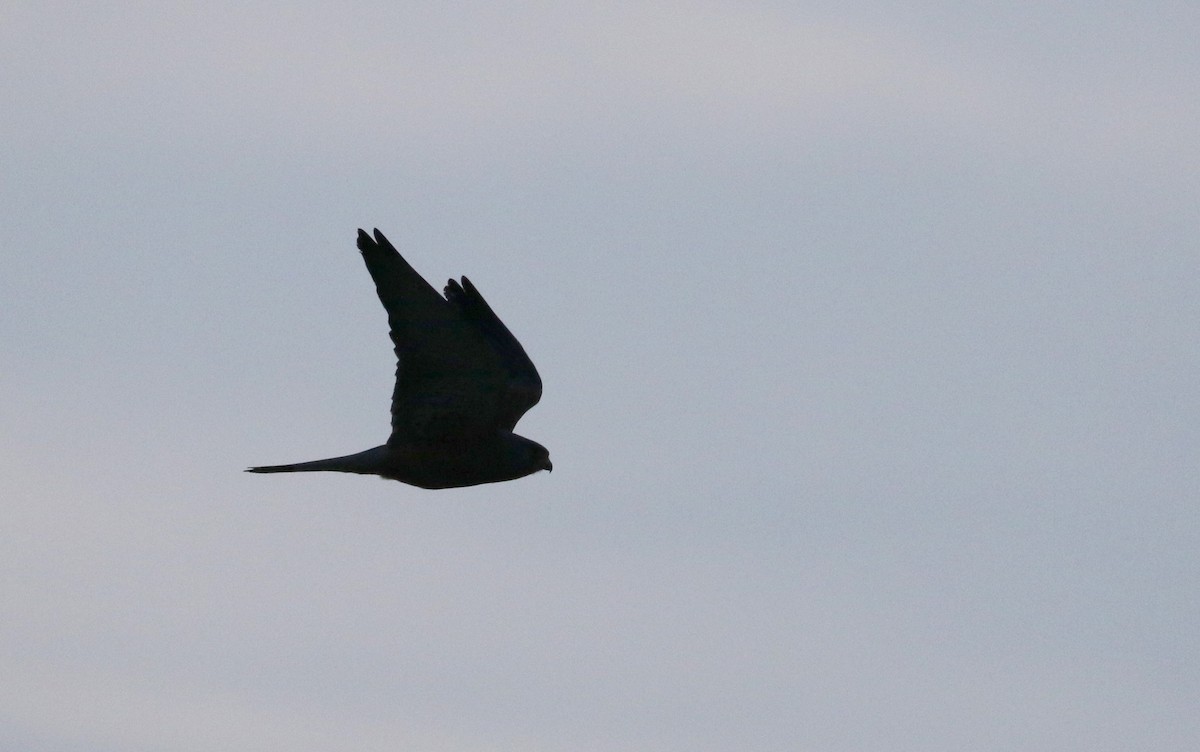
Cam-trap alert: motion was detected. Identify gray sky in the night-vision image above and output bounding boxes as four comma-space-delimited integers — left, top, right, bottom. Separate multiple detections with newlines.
3, 2, 1197, 750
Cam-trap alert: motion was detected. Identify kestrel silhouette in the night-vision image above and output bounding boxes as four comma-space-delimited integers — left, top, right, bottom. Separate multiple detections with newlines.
248, 228, 551, 488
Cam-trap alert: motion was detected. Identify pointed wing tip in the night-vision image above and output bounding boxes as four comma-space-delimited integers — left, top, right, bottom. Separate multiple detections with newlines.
356, 228, 373, 253
443, 276, 476, 298
357, 228, 396, 255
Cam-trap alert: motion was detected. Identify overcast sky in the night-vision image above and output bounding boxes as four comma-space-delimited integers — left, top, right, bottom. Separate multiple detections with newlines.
3, 2, 1198, 750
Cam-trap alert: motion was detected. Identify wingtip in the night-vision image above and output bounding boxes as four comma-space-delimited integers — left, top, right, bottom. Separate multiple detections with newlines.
356, 228, 372, 253
357, 227, 397, 255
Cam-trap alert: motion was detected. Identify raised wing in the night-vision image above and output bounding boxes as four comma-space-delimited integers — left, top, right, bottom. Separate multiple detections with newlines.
357, 229, 506, 444
444, 276, 542, 431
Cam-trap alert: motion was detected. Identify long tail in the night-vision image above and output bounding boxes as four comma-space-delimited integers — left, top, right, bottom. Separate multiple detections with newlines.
246, 446, 390, 476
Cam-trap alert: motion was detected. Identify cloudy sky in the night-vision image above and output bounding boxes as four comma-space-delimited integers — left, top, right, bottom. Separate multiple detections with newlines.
3, 2, 1197, 750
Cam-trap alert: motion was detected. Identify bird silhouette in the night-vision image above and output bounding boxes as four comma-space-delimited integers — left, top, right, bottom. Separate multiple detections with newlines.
248, 228, 551, 488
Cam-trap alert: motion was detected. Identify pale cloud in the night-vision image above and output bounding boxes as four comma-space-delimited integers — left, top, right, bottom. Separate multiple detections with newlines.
6, 1, 1189, 167
1, 661, 483, 752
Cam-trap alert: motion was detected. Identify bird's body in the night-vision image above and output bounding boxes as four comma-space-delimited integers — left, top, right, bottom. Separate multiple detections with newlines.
248, 435, 547, 489
248, 229, 551, 488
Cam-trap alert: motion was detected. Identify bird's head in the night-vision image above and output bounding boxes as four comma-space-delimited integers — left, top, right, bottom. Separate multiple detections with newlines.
534, 443, 553, 474
504, 434, 552, 478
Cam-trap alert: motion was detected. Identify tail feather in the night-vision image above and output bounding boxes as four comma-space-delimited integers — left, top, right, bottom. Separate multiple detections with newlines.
246, 446, 391, 476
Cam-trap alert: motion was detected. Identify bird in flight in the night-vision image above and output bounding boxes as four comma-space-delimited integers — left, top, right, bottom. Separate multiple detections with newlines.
248, 228, 551, 489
